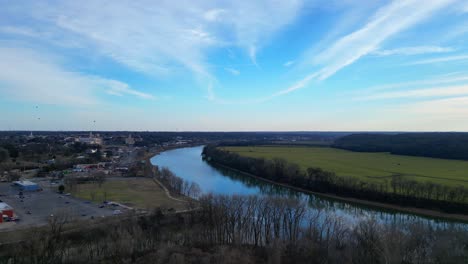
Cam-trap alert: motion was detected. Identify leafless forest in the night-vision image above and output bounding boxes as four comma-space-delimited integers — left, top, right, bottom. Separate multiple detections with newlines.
1, 194, 467, 264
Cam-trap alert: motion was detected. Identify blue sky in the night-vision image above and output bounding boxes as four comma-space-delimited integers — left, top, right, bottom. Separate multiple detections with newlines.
1, 0, 468, 131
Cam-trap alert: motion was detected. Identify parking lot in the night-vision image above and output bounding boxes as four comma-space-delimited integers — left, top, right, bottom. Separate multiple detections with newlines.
0, 182, 115, 229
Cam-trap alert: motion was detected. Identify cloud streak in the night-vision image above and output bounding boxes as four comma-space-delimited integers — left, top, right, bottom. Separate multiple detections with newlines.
409, 54, 468, 65
312, 0, 454, 81
359, 84, 468, 100
224, 67, 240, 76
0, 47, 152, 105
2, 0, 305, 101
371, 46, 454, 56
272, 0, 455, 97
352, 72, 468, 95
284, 60, 295, 67
101, 79, 155, 100
407, 96, 468, 115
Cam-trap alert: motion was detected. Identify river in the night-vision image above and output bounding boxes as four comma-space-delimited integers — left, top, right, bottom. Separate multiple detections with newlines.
151, 145, 466, 228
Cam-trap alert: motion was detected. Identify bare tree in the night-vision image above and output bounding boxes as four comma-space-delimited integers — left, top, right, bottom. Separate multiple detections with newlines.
92, 171, 106, 187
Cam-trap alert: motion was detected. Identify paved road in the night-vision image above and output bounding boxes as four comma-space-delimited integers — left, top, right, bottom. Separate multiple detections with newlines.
0, 182, 114, 230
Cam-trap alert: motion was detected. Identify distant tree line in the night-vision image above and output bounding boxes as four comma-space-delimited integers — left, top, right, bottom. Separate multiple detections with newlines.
0, 143, 19, 161
217, 140, 332, 147
1, 194, 467, 263
333, 132, 468, 160
203, 145, 468, 214
64, 171, 106, 192
0, 147, 9, 163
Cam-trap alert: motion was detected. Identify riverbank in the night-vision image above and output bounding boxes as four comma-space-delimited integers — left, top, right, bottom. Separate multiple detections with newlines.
210, 162, 468, 223
142, 144, 204, 167
146, 144, 203, 209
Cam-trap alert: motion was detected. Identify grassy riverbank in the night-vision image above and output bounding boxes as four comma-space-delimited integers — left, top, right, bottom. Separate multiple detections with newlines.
223, 145, 468, 188
211, 161, 468, 222
71, 178, 187, 210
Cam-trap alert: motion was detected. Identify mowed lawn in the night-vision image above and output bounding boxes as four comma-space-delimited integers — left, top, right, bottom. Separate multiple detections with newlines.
223, 146, 468, 187
72, 178, 186, 210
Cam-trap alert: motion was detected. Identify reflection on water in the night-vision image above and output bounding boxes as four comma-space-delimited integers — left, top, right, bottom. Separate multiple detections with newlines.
151, 146, 467, 229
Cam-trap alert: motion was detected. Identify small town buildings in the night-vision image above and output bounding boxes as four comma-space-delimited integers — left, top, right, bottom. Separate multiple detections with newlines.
86, 149, 98, 154
98, 162, 112, 169
27, 132, 34, 139
13, 180, 40, 191
74, 164, 99, 171
76, 132, 103, 145
115, 167, 129, 172
73, 162, 109, 172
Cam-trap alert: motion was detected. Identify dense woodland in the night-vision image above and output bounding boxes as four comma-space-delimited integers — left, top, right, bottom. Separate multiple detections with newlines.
1, 194, 467, 263
333, 133, 468, 160
203, 145, 468, 214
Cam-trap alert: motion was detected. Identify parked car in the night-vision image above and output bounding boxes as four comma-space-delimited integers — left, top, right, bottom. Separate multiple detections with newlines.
113, 210, 122, 215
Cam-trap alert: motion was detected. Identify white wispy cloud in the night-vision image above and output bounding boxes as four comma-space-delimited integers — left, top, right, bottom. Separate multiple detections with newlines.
101, 79, 155, 100
0, 47, 152, 105
272, 72, 319, 97
273, 0, 455, 97
371, 46, 454, 56
219, 1, 304, 65
311, 0, 455, 81
404, 96, 468, 116
359, 84, 468, 100
442, 20, 468, 41
454, 1, 468, 13
215, 72, 318, 104
203, 9, 226, 22
224, 68, 240, 76
48, 1, 216, 77
298, 1, 389, 69
409, 54, 468, 65
1, 0, 463, 109
284, 60, 295, 67
0, 26, 42, 38
1, 0, 305, 101
351, 72, 468, 101
353, 72, 468, 94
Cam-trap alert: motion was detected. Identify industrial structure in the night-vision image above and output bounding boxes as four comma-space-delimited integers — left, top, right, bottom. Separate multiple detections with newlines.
13, 180, 40, 191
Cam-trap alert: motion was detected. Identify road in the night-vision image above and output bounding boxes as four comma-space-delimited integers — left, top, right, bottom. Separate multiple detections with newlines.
0, 182, 115, 230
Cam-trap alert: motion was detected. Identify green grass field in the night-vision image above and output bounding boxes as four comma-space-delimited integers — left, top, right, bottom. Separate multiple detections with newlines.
72, 178, 186, 210
223, 146, 468, 187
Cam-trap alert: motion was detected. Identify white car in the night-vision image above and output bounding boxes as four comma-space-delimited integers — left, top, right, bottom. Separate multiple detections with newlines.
113, 210, 122, 215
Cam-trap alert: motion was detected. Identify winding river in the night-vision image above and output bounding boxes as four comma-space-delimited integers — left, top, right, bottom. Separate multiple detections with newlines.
151, 146, 467, 228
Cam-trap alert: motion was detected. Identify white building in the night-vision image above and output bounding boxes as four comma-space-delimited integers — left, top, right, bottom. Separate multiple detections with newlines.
125, 134, 135, 145
76, 132, 103, 145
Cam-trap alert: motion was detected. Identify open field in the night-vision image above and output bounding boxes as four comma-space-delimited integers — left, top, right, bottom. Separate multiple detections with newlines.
223, 146, 468, 187
71, 178, 187, 210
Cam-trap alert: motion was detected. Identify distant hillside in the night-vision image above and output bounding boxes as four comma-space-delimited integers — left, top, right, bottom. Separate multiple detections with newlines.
333, 133, 468, 160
